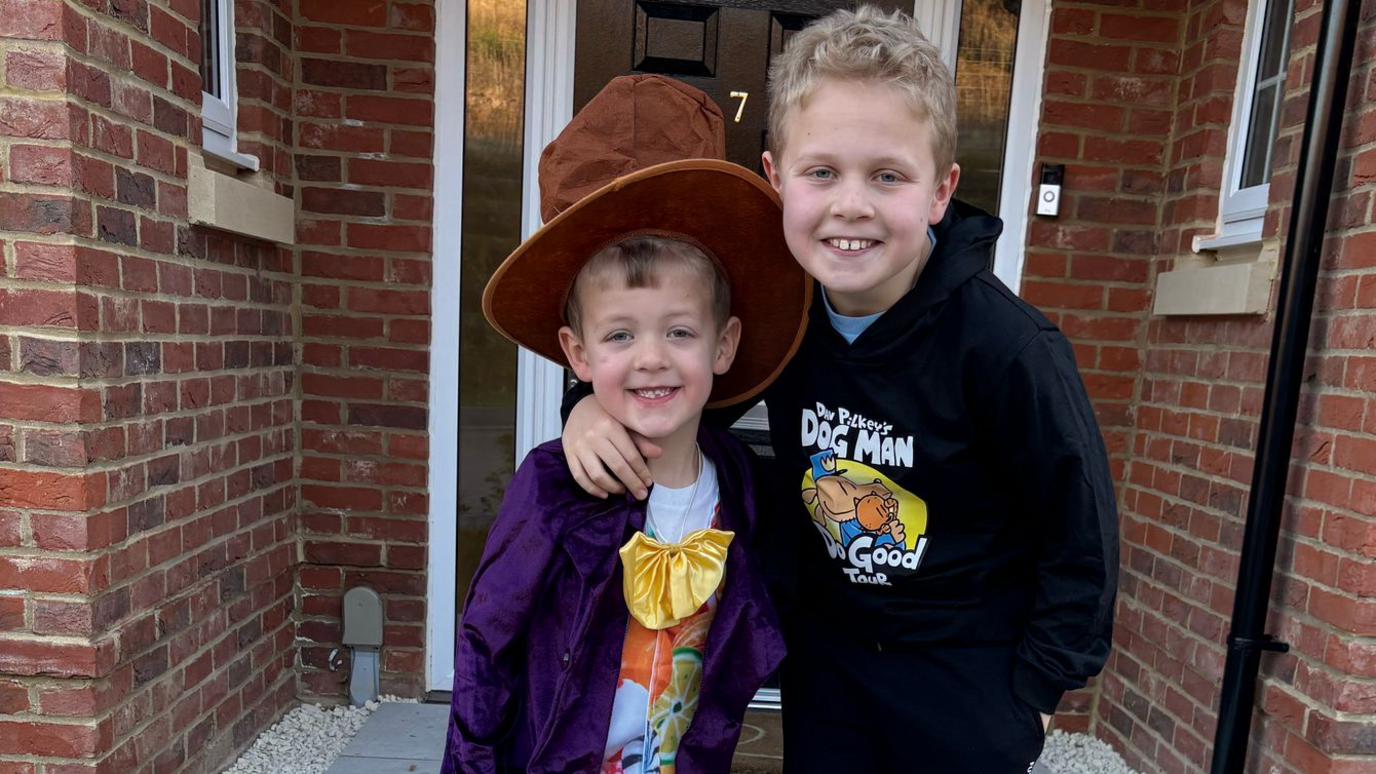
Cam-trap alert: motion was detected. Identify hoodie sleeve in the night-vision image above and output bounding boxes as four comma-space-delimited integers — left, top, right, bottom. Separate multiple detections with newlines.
988, 331, 1119, 715
443, 452, 560, 774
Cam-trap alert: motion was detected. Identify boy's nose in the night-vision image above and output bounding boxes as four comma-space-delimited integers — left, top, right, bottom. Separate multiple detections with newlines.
830, 183, 874, 220
633, 340, 670, 370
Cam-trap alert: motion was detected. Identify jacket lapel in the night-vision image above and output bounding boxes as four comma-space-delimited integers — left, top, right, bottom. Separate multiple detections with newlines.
559, 496, 643, 580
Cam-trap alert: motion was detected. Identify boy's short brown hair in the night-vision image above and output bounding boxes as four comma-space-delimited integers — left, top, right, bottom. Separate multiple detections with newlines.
766, 5, 957, 174
564, 235, 732, 336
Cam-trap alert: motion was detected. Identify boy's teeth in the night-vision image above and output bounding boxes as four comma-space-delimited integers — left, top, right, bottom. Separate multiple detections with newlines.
828, 238, 874, 251
635, 388, 673, 398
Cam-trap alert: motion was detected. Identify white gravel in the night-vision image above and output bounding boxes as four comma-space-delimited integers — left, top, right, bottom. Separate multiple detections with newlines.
222, 696, 421, 774
1039, 731, 1145, 774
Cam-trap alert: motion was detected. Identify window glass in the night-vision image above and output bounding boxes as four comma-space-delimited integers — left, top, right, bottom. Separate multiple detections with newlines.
1257, 0, 1292, 81
199, 0, 220, 98
456, 0, 526, 613
1241, 83, 1278, 188
1239, 0, 1293, 190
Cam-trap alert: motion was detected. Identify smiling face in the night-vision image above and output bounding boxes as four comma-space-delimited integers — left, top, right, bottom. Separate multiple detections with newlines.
558, 266, 740, 450
763, 77, 960, 317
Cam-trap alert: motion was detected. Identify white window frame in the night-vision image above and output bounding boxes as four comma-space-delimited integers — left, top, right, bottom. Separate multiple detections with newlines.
200, 0, 259, 170
1196, 0, 1290, 250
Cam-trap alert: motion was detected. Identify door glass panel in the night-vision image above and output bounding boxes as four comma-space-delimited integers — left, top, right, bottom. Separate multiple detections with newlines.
953, 0, 1019, 217
457, 0, 526, 612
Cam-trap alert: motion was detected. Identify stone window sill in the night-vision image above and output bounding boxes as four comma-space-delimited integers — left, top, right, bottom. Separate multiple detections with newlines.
1152, 240, 1278, 316
188, 151, 294, 245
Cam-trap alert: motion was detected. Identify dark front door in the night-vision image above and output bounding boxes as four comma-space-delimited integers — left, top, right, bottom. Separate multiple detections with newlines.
575, 0, 911, 172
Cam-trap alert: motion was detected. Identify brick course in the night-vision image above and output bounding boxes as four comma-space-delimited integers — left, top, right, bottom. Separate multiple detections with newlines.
1026, 0, 1179, 736
292, 0, 434, 701
3, 0, 298, 761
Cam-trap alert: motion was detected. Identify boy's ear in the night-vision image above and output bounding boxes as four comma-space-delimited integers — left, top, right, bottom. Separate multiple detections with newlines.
761, 151, 782, 193
558, 326, 594, 383
928, 162, 961, 225
712, 316, 742, 376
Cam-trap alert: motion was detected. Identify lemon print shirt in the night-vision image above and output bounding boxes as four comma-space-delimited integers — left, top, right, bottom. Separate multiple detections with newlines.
603, 460, 721, 774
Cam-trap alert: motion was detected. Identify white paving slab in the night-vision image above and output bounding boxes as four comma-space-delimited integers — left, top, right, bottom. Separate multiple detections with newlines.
329, 702, 447, 769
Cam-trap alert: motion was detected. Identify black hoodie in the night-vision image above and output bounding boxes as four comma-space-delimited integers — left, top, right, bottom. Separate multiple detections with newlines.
561, 201, 1118, 714
760, 200, 1118, 713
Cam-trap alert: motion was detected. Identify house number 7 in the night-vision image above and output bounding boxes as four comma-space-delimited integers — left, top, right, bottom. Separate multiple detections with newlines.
729, 91, 748, 123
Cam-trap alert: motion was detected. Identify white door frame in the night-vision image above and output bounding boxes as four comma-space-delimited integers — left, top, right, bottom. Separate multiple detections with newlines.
424, 0, 576, 693
426, 0, 465, 692
994, 0, 1050, 291
425, 0, 1051, 691
918, 0, 1051, 291
513, 2, 578, 467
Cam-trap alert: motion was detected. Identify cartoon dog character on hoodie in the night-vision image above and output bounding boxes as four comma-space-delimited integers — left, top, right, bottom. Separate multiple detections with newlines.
802, 469, 904, 548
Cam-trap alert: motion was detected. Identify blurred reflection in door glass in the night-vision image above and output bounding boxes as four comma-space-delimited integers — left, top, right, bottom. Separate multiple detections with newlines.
953, 0, 1018, 218
457, 0, 526, 612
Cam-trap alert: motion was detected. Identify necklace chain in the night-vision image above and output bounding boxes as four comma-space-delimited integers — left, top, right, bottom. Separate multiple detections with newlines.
646, 445, 703, 545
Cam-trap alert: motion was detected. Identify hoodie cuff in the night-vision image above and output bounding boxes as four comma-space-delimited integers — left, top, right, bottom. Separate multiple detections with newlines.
1011, 659, 1065, 715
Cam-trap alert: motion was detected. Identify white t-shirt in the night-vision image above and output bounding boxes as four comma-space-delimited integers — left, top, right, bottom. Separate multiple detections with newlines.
643, 457, 719, 543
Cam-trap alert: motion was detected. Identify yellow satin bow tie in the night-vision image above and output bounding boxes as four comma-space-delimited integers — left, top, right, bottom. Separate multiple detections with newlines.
619, 528, 734, 630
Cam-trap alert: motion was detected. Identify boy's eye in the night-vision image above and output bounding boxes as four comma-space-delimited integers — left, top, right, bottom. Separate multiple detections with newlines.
668, 327, 695, 339
605, 331, 631, 343
807, 169, 834, 180
877, 172, 900, 184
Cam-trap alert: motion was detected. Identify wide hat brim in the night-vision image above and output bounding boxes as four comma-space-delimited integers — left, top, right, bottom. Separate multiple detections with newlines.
483, 158, 811, 408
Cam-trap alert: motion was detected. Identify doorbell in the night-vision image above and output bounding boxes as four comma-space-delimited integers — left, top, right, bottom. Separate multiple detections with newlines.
1036, 163, 1064, 217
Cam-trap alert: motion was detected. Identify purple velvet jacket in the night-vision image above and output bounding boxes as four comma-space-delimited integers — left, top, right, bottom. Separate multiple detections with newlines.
441, 426, 786, 774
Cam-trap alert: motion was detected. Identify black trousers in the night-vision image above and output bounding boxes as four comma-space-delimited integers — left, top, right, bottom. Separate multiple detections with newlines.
780, 626, 1047, 774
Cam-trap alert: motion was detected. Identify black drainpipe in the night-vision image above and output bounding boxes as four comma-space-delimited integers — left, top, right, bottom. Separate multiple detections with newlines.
1210, 0, 1363, 770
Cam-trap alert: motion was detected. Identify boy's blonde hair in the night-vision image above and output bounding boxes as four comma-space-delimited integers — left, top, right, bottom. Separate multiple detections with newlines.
564, 235, 732, 335
767, 5, 957, 174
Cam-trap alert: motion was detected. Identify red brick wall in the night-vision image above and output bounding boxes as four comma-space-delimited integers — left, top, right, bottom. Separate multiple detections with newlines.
1023, 0, 1177, 735
291, 0, 435, 701
1092, 0, 1252, 769
1035, 0, 1376, 769
3, 0, 439, 763
0, 0, 435, 766
0, 1, 297, 773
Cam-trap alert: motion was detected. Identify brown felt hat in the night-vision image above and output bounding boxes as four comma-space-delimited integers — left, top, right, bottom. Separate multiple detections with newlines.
482, 74, 810, 407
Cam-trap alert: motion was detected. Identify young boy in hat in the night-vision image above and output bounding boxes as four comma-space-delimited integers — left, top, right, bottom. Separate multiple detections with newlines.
561, 7, 1119, 773
440, 75, 810, 774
